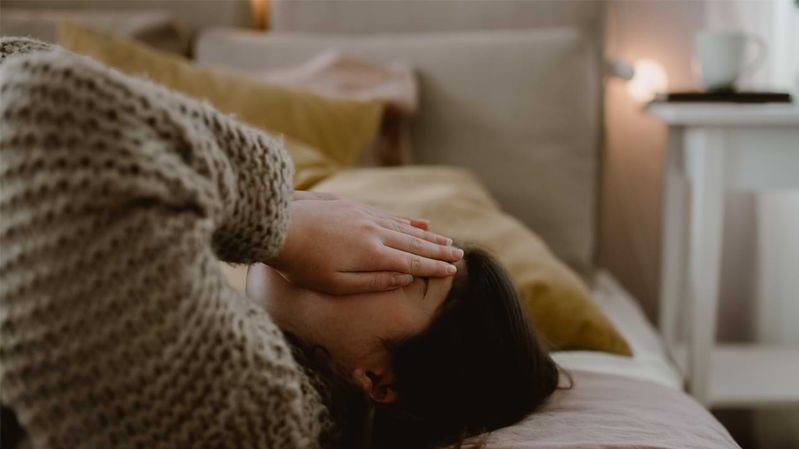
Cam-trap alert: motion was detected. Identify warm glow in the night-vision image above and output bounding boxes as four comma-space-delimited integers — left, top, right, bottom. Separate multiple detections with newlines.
250, 0, 269, 30
626, 59, 668, 102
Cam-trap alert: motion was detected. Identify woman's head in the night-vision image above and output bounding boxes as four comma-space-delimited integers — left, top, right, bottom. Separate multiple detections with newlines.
247, 256, 463, 403
247, 246, 560, 448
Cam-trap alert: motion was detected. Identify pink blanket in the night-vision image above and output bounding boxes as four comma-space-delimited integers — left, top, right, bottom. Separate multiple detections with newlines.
468, 370, 739, 449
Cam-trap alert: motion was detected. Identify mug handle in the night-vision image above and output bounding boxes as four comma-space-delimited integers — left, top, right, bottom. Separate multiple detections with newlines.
741, 34, 767, 77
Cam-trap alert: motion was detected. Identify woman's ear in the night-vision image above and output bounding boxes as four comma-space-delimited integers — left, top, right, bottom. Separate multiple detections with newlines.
352, 368, 397, 404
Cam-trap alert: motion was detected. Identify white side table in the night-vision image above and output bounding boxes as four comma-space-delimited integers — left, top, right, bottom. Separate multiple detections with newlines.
646, 103, 799, 408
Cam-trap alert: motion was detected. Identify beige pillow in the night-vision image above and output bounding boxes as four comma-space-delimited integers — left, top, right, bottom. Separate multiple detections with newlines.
57, 21, 383, 173
309, 166, 632, 356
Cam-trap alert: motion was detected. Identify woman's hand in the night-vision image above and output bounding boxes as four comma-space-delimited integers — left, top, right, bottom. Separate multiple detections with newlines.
291, 190, 432, 230
266, 194, 463, 295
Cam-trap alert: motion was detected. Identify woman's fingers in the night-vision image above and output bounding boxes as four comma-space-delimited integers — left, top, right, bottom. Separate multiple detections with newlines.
408, 218, 431, 231
393, 217, 413, 226
329, 271, 414, 295
362, 206, 436, 236
392, 215, 430, 231
388, 216, 432, 233
379, 218, 452, 246
379, 245, 460, 278
382, 229, 463, 263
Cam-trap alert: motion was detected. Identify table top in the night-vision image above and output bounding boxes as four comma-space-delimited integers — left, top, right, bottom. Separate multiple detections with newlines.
645, 102, 799, 126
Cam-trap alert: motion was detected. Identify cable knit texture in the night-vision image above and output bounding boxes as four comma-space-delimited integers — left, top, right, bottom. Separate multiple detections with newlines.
0, 37, 330, 448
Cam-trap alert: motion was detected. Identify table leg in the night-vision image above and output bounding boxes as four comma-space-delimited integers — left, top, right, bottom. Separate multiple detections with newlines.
685, 128, 726, 406
659, 129, 687, 357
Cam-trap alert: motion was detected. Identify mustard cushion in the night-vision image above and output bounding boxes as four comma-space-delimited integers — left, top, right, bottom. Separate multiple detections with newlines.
57, 22, 382, 184
283, 138, 340, 190
309, 166, 632, 356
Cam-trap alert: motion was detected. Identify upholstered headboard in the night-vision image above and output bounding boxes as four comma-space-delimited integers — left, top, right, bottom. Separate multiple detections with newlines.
195, 0, 605, 277
270, 0, 603, 35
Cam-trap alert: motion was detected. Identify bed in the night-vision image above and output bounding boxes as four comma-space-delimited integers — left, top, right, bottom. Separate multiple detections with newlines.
1, 0, 738, 447
195, 1, 739, 447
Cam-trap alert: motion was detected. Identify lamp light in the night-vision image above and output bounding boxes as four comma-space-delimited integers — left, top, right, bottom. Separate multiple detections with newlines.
626, 59, 669, 102
250, 0, 269, 30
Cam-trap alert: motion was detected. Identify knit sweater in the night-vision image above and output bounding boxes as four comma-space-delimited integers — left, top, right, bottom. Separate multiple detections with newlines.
0, 38, 330, 448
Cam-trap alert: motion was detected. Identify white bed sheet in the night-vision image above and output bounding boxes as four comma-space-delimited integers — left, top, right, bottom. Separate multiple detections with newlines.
552, 270, 684, 390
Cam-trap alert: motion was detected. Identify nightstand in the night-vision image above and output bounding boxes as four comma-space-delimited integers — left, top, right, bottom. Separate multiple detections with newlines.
646, 103, 799, 407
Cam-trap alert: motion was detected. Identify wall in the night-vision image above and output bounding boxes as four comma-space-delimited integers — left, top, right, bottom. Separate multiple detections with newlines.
1, 0, 253, 33
600, 0, 707, 322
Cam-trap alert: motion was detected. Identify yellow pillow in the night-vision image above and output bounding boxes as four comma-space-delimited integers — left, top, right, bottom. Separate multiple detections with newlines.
283, 138, 340, 190
57, 21, 383, 177
309, 166, 632, 356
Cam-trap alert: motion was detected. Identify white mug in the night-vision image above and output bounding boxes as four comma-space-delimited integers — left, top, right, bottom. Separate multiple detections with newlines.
694, 31, 766, 91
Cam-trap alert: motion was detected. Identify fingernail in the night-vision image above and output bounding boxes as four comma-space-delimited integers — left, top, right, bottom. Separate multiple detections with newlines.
447, 264, 457, 274
445, 238, 453, 245
452, 248, 464, 258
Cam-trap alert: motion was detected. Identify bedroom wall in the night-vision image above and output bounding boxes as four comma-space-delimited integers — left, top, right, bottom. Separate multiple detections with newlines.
0, 0, 253, 33
600, 0, 707, 323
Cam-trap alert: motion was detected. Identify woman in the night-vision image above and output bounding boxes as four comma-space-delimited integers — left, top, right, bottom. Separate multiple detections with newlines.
0, 38, 558, 449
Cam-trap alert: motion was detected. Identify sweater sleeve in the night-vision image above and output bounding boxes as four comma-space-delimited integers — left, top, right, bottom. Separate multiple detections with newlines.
0, 40, 327, 449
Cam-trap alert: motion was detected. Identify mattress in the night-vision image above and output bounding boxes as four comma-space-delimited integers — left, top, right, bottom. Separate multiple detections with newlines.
552, 270, 683, 390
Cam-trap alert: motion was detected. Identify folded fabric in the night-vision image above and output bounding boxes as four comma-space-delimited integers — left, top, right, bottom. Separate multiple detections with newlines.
262, 50, 417, 166
263, 50, 417, 114
57, 21, 381, 180
308, 166, 632, 356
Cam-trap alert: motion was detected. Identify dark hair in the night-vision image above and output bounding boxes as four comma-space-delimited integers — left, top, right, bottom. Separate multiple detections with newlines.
286, 247, 561, 449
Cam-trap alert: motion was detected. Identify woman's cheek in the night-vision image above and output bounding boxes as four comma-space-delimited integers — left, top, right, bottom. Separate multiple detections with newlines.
349, 290, 422, 338
367, 299, 414, 336
344, 293, 404, 328
388, 304, 430, 337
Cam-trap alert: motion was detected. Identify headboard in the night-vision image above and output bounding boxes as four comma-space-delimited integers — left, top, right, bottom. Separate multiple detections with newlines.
271, 0, 603, 35
195, 0, 605, 277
